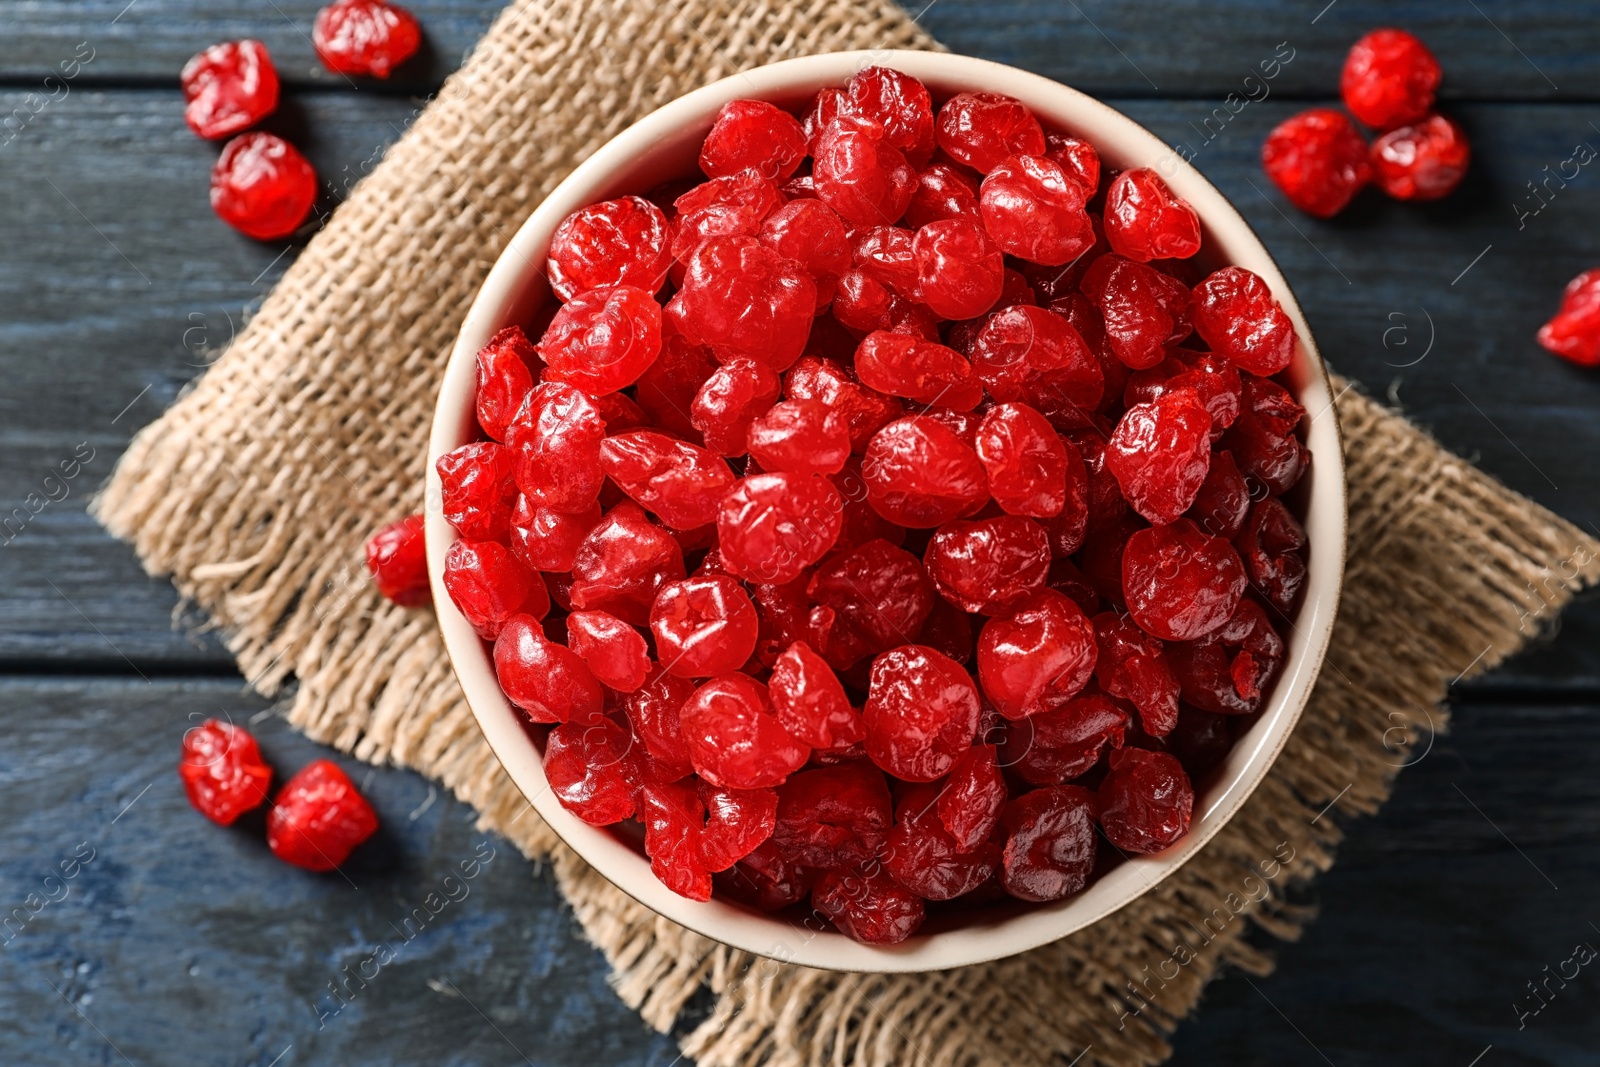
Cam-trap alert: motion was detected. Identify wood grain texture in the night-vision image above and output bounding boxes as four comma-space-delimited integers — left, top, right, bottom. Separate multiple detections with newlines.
0, 679, 678, 1067
3, 0, 1598, 100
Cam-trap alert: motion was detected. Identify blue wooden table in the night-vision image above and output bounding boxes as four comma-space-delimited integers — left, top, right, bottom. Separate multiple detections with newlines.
2, 2, 1598, 1064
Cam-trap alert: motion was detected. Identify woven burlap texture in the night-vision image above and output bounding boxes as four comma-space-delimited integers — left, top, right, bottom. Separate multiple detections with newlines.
93, 1, 1600, 1065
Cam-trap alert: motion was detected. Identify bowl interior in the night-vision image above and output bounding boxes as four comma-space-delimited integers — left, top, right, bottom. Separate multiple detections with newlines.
427, 49, 1346, 973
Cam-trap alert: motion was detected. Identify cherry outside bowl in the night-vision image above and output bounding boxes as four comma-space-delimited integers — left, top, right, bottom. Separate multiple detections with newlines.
426, 49, 1347, 974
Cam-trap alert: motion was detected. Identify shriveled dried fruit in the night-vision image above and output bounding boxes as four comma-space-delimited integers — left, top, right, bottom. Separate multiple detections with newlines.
1191, 267, 1296, 376
1262, 108, 1371, 218
996, 690, 1128, 785
444, 540, 549, 639
1370, 114, 1470, 202
1104, 168, 1201, 262
366, 514, 430, 607
807, 539, 935, 669
914, 218, 1005, 320
746, 398, 851, 475
937, 743, 1007, 850
700, 99, 809, 181
650, 575, 760, 678
854, 331, 983, 410
538, 285, 662, 395
475, 326, 540, 441
979, 154, 1095, 266
924, 515, 1052, 616
181, 40, 279, 140
862, 416, 989, 528
717, 472, 843, 585
179, 719, 272, 825
772, 763, 892, 868
312, 0, 421, 78
565, 610, 651, 692
507, 382, 607, 512
1341, 28, 1441, 130
494, 614, 603, 723
976, 588, 1098, 720
1092, 612, 1179, 738
883, 784, 1000, 900
437, 441, 518, 542
1000, 785, 1097, 901
1234, 497, 1308, 614
863, 644, 982, 781
1081, 254, 1192, 370
1167, 597, 1286, 715
812, 118, 917, 227
1106, 387, 1213, 525
1098, 747, 1193, 854
547, 196, 674, 300
545, 718, 638, 825
935, 92, 1045, 174
813, 865, 925, 944
668, 236, 816, 371
1538, 268, 1600, 366
569, 502, 686, 626
210, 132, 316, 241
679, 673, 809, 789
1122, 519, 1246, 642
266, 759, 379, 871
768, 640, 863, 748
599, 430, 735, 530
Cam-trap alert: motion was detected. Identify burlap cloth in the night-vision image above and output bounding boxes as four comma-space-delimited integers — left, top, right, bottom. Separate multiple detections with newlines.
93, 1, 1600, 1064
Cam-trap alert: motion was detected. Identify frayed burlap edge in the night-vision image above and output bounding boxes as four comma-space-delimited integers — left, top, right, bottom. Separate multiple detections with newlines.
91, 0, 1600, 1063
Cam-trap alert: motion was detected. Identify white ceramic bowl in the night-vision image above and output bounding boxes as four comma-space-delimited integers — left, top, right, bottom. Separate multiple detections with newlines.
427, 49, 1346, 973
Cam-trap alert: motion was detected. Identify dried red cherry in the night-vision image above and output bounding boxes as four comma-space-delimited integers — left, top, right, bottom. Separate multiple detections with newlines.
569, 502, 686, 626
979, 154, 1095, 266
1371, 114, 1470, 202
924, 515, 1051, 616
783, 355, 904, 452
1092, 612, 1179, 738
1185, 449, 1251, 540
266, 759, 379, 871
510, 497, 598, 573
913, 218, 1005, 320
565, 610, 651, 692
772, 762, 893, 868
700, 99, 808, 181
935, 92, 1046, 174
862, 416, 988, 528
638, 779, 711, 900
1341, 28, 1441, 130
620, 667, 698, 779
758, 199, 851, 307
717, 472, 843, 585
494, 614, 603, 723
1262, 108, 1372, 218
883, 783, 1000, 900
649, 575, 760, 678
1538, 269, 1600, 366
996, 690, 1128, 785
698, 781, 780, 872
538, 285, 662, 395
436, 441, 518, 542
1235, 498, 1307, 615
668, 236, 815, 371
845, 67, 936, 167
905, 163, 981, 229
181, 40, 279, 140
1098, 747, 1193, 854
598, 430, 735, 531
718, 839, 813, 910
937, 743, 1007, 850
1106, 387, 1214, 525
1081, 254, 1192, 370
545, 717, 638, 825
863, 644, 982, 782
813, 865, 925, 945
547, 196, 674, 300
1122, 519, 1247, 642
444, 540, 549, 639
179, 719, 272, 825
474, 326, 540, 441
1191, 266, 1297, 376
679, 673, 809, 789
976, 588, 1098, 721
768, 640, 864, 748
746, 398, 851, 475
854, 331, 983, 410
210, 132, 317, 241
807, 539, 935, 670
366, 514, 430, 606
999, 785, 1097, 901
506, 382, 607, 512
812, 118, 917, 227
971, 304, 1102, 410
1166, 597, 1285, 715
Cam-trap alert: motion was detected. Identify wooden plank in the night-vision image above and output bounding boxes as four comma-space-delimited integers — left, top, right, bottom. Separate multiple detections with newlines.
1, 680, 1595, 1064
1171, 698, 1600, 1064
2, 90, 1598, 685
1, 0, 1597, 101
0, 677, 678, 1066
0, 0, 501, 92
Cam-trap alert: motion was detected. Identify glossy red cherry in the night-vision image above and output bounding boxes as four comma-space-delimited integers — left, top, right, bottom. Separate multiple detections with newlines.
266, 759, 379, 871
436, 441, 518, 542
443, 540, 548, 639
650, 575, 760, 678
181, 40, 279, 140
1122, 519, 1247, 642
493, 614, 603, 723
813, 865, 925, 945
924, 515, 1051, 616
366, 514, 430, 606
1098, 747, 1193, 854
1341, 28, 1441, 130
1262, 108, 1372, 218
1538, 268, 1600, 366
667, 236, 816, 372
1104, 168, 1202, 262
506, 382, 607, 512
312, 0, 421, 78
717, 472, 843, 585
768, 640, 863, 748
996, 690, 1128, 785
863, 644, 982, 782
210, 132, 317, 241
999, 785, 1097, 901
568, 502, 686, 626
806, 539, 935, 670
974, 402, 1071, 518
913, 218, 1005, 320
1191, 267, 1297, 376
935, 92, 1046, 174
976, 589, 1098, 719
547, 196, 674, 300
699, 99, 808, 181
565, 610, 651, 692
679, 673, 809, 789
598, 430, 735, 531
545, 717, 638, 826
179, 719, 272, 826
979, 154, 1095, 266
1106, 387, 1214, 525
1370, 114, 1470, 202
862, 416, 989, 528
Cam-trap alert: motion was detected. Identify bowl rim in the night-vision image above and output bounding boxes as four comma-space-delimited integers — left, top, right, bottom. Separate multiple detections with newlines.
426, 48, 1347, 974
